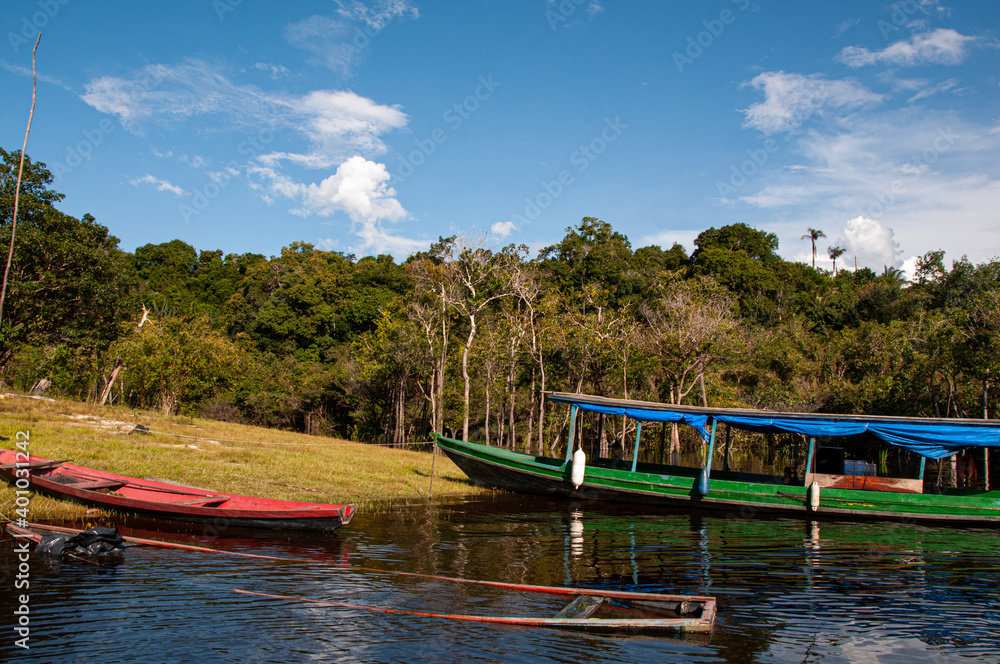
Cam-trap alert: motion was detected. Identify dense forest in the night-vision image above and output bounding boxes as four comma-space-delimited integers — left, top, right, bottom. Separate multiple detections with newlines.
3, 148, 999, 459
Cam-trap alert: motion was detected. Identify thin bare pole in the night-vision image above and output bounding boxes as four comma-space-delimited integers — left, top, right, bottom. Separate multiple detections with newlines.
0, 33, 41, 331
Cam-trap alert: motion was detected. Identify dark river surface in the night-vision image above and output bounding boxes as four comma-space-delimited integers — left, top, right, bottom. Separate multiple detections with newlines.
2, 494, 999, 663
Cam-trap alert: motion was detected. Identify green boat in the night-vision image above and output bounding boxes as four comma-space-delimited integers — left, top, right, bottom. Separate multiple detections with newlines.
436, 392, 1000, 525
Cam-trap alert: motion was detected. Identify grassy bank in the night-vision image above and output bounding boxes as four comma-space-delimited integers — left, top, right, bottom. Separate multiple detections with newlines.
0, 394, 489, 522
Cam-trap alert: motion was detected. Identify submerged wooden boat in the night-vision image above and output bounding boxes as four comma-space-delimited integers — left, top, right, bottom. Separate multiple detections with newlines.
437, 392, 1000, 525
7, 521, 715, 636
0, 450, 355, 531
235, 587, 715, 636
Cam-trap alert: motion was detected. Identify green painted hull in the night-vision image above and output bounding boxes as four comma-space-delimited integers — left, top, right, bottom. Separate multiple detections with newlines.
436, 436, 1000, 525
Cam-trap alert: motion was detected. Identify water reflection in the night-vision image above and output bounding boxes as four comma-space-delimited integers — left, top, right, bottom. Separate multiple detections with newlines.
1, 495, 998, 662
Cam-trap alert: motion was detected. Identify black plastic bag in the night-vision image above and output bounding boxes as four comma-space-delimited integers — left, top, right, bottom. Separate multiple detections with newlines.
35, 527, 136, 558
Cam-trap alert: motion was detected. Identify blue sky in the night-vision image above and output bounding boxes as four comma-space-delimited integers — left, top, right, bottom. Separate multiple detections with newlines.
2, 1, 999, 273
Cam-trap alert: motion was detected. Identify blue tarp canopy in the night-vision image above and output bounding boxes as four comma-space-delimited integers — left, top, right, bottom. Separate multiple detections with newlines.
549, 393, 1000, 460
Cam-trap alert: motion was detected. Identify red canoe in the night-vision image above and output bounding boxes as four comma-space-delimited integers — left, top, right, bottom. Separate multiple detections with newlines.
0, 449, 355, 532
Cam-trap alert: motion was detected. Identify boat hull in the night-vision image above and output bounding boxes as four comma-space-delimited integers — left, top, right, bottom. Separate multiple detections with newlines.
0, 450, 355, 532
437, 436, 1000, 525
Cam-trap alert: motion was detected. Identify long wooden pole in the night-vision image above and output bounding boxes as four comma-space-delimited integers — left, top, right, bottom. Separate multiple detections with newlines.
0, 33, 41, 332
985, 370, 990, 490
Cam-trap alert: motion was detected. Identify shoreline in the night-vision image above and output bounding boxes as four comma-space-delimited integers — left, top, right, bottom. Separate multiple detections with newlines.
0, 393, 487, 521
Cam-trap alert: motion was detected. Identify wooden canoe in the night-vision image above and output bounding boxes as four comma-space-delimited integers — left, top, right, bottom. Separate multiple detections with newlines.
234, 587, 716, 636
6, 521, 715, 636
0, 449, 355, 532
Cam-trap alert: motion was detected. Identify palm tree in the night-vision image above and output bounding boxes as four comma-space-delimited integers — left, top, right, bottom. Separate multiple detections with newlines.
828, 246, 846, 276
801, 228, 826, 268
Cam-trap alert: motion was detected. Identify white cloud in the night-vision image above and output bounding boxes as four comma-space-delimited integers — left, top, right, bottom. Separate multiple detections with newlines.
286, 2, 418, 74
81, 59, 408, 169
180, 154, 208, 168
0, 59, 73, 91
130, 174, 187, 197
299, 156, 406, 220
838, 28, 976, 68
491, 220, 516, 238
86, 59, 422, 257
255, 156, 420, 257
834, 18, 860, 37
907, 77, 959, 102
742, 71, 883, 134
638, 229, 700, 255
81, 59, 283, 132
336, 0, 419, 29
253, 62, 290, 79
733, 110, 1000, 268
841, 216, 900, 270
284, 15, 356, 74
262, 90, 408, 169
899, 254, 920, 281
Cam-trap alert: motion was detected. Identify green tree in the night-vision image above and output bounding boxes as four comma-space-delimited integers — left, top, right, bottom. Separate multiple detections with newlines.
828, 246, 846, 275
111, 314, 244, 415
0, 150, 138, 385
801, 227, 826, 268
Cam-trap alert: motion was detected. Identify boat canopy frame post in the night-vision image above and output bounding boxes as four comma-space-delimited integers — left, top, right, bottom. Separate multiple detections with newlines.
706, 419, 718, 472
918, 456, 926, 480
564, 405, 578, 465
723, 424, 731, 472
697, 419, 718, 495
659, 423, 666, 466
630, 420, 643, 472
804, 437, 817, 486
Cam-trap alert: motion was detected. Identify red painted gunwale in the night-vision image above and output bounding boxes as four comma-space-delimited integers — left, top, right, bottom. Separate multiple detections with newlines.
0, 449, 355, 531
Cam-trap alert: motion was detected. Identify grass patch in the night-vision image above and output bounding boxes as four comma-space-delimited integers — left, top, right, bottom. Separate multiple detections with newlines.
0, 394, 489, 522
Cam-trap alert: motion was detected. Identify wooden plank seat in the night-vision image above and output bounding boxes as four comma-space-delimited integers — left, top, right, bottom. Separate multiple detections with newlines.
0, 459, 70, 471
171, 497, 229, 507
67, 479, 128, 490
553, 595, 604, 619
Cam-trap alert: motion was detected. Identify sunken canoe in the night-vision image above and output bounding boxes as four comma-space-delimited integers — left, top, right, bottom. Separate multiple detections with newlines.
6, 521, 716, 636
0, 450, 355, 532
436, 392, 1000, 525
235, 587, 716, 636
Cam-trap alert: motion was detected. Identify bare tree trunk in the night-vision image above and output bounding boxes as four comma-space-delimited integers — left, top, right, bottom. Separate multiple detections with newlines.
437, 291, 447, 433
506, 346, 516, 449
0, 34, 40, 332
484, 362, 492, 445
461, 313, 476, 442
550, 404, 571, 457
99, 304, 149, 406
537, 360, 547, 455
396, 381, 406, 447
526, 366, 535, 453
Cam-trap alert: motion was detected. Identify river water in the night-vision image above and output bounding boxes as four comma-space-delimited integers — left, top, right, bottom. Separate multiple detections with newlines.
1, 494, 998, 663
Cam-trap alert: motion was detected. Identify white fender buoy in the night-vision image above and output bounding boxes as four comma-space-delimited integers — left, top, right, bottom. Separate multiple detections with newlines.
571, 448, 587, 489
809, 481, 821, 511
